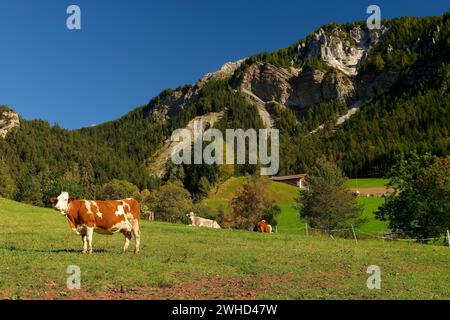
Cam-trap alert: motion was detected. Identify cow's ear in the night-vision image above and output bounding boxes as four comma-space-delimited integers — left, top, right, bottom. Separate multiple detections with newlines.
50, 197, 57, 204
69, 196, 76, 202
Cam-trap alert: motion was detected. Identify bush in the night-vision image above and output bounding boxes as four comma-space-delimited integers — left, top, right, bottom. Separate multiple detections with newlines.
376, 154, 450, 240
149, 182, 193, 223
226, 175, 279, 230
262, 204, 281, 227
96, 179, 140, 200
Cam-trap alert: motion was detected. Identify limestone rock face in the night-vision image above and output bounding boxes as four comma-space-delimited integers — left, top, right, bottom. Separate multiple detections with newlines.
234, 25, 396, 117
0, 110, 20, 139
147, 111, 224, 177
201, 59, 246, 82
299, 25, 386, 76
239, 62, 299, 105
149, 86, 201, 121
238, 62, 355, 111
288, 69, 325, 108
149, 60, 245, 121
321, 71, 355, 102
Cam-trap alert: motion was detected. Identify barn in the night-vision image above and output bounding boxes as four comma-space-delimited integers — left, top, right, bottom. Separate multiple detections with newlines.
270, 174, 308, 189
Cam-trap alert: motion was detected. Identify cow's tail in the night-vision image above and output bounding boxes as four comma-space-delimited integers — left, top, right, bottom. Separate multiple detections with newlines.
129, 198, 141, 254
131, 198, 141, 221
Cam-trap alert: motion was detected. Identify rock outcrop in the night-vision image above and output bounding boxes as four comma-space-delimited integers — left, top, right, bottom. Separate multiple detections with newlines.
0, 109, 20, 139
234, 25, 397, 122
290, 68, 355, 108
201, 59, 246, 83
147, 111, 224, 177
149, 86, 201, 121
298, 25, 386, 76
237, 61, 355, 116
148, 60, 245, 122
239, 62, 300, 105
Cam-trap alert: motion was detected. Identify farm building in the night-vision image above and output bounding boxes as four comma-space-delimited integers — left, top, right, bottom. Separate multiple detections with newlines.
270, 174, 308, 189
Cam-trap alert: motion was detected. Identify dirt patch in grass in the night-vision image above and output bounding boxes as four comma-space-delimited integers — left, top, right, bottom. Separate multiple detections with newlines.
7, 274, 294, 300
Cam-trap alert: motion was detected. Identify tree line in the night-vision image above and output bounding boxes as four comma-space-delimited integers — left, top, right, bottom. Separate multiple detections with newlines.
0, 13, 448, 223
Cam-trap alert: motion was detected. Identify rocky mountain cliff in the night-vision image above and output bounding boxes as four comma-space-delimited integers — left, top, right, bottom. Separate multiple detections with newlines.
232, 24, 400, 127
299, 25, 386, 76
147, 24, 398, 134
0, 108, 20, 139
142, 23, 405, 173
145, 14, 449, 178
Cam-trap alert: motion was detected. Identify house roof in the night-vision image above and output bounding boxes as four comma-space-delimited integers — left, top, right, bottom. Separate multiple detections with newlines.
270, 174, 307, 181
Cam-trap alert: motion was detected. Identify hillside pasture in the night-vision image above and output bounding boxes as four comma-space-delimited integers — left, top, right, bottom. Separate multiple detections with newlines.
202, 177, 388, 235
0, 198, 449, 300
346, 178, 389, 189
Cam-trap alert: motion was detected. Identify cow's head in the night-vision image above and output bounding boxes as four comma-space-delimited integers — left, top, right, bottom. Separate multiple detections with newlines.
186, 212, 195, 221
50, 192, 76, 215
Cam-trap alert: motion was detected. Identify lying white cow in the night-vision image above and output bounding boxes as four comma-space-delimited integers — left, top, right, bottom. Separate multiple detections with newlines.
187, 212, 221, 229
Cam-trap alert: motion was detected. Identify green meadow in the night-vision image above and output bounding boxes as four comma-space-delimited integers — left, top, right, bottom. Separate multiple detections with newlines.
0, 197, 449, 300
346, 178, 389, 189
202, 177, 389, 235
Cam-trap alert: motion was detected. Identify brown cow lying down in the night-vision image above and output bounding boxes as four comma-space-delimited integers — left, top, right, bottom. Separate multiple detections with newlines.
256, 220, 273, 233
51, 192, 141, 254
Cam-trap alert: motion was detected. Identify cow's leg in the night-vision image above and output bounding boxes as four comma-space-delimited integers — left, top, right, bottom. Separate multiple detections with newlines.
121, 230, 132, 254
132, 219, 141, 254
79, 228, 88, 254
86, 227, 94, 254
81, 234, 88, 254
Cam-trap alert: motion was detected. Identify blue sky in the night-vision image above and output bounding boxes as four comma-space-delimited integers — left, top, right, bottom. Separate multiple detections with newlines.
0, 0, 447, 129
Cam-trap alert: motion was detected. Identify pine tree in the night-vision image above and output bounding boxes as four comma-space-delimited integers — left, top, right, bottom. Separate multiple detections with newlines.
295, 159, 362, 232
0, 159, 15, 199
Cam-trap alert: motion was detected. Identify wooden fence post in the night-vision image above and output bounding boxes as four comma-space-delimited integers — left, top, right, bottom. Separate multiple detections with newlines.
305, 223, 309, 236
351, 224, 358, 244
446, 229, 450, 247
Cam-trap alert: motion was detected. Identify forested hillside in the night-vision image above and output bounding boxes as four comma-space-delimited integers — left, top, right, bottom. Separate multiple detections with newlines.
0, 13, 448, 205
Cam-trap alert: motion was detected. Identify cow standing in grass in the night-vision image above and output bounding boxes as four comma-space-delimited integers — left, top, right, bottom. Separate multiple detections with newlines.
50, 192, 141, 254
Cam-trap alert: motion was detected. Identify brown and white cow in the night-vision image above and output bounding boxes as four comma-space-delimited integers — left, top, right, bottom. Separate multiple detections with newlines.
50, 192, 141, 254
256, 220, 273, 233
187, 212, 221, 229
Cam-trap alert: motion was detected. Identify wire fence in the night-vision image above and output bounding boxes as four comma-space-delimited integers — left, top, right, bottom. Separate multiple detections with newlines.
291, 223, 447, 244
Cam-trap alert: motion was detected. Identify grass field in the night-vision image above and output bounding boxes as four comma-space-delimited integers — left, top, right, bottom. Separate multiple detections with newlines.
202, 177, 388, 235
0, 197, 449, 300
346, 178, 389, 189
202, 177, 302, 233
357, 197, 388, 234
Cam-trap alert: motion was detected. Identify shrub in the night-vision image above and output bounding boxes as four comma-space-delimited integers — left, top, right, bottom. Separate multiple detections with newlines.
96, 179, 140, 200
149, 182, 193, 223
376, 154, 450, 240
226, 175, 279, 230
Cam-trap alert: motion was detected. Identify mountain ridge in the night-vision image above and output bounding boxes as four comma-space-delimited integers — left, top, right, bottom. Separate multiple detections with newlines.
0, 12, 448, 203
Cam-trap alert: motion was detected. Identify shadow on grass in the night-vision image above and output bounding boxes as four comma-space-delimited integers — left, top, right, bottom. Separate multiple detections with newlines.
0, 245, 109, 254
